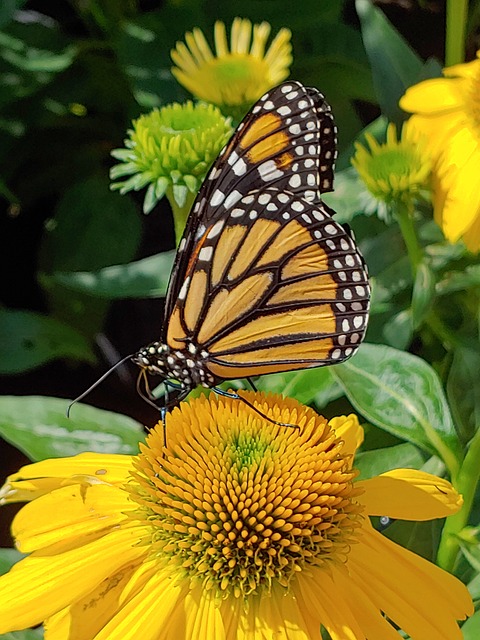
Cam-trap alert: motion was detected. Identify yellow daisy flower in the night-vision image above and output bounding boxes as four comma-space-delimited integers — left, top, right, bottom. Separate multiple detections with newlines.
400, 51, 480, 252
0, 393, 473, 639
171, 18, 292, 115
351, 120, 431, 217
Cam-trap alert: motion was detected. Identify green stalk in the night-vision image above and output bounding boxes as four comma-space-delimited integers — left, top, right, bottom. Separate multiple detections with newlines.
437, 426, 480, 571
446, 0, 468, 66
166, 188, 197, 247
395, 202, 423, 277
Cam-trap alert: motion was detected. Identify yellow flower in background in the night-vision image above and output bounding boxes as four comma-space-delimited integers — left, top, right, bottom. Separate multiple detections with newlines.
0, 393, 472, 639
400, 51, 480, 252
351, 120, 431, 219
171, 18, 292, 116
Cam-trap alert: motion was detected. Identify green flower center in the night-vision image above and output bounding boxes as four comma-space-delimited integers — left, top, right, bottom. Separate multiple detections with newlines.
110, 101, 232, 213
352, 125, 431, 205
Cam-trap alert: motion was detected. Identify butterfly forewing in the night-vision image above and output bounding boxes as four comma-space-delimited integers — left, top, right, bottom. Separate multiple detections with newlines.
163, 81, 338, 324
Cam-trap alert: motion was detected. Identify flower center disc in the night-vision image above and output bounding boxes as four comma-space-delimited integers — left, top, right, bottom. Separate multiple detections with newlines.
130, 394, 362, 598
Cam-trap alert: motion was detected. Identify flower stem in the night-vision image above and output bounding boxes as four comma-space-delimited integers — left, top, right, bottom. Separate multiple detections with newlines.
445, 0, 468, 66
437, 426, 480, 571
395, 202, 423, 278
166, 188, 196, 247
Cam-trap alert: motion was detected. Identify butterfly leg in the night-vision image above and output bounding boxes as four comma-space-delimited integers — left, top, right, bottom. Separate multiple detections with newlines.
212, 387, 299, 431
246, 377, 258, 392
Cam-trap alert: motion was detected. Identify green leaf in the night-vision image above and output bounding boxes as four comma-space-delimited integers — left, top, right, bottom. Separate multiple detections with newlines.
462, 610, 480, 639
355, 0, 425, 121
331, 344, 462, 460
322, 167, 365, 223
355, 443, 424, 480
0, 548, 23, 575
0, 629, 44, 640
115, 12, 191, 108
467, 571, 480, 600
41, 252, 175, 300
0, 1, 27, 28
39, 177, 142, 337
436, 264, 480, 295
0, 310, 95, 374
39, 177, 142, 274
384, 519, 442, 562
411, 261, 436, 328
0, 396, 143, 460
255, 368, 342, 407
382, 309, 413, 350
447, 347, 480, 443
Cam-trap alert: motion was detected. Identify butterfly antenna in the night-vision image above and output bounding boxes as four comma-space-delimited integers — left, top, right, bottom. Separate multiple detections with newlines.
136, 370, 163, 413
67, 353, 134, 418
213, 388, 300, 431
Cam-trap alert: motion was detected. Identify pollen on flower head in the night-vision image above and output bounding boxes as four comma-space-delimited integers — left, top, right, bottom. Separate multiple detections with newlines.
110, 101, 232, 213
128, 393, 363, 599
351, 120, 431, 216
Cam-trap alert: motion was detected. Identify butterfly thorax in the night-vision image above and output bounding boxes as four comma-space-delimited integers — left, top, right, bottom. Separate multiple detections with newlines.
133, 341, 218, 390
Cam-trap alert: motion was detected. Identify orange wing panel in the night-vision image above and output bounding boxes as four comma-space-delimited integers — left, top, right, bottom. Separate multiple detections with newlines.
282, 245, 330, 278
228, 219, 280, 281
197, 272, 273, 344
211, 225, 248, 287
183, 270, 208, 333
267, 273, 337, 306
209, 304, 336, 353
256, 220, 313, 268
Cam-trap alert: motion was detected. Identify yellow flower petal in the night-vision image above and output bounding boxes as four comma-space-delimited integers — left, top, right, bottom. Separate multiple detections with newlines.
328, 414, 363, 459
435, 138, 480, 240
444, 56, 479, 79
400, 77, 464, 114
214, 20, 228, 57
233, 582, 312, 640
332, 567, 401, 639
357, 469, 462, 520
349, 523, 473, 639
250, 22, 270, 58
1, 453, 133, 504
95, 568, 188, 640
0, 527, 147, 634
44, 562, 139, 640
160, 586, 226, 640
400, 52, 480, 251
296, 570, 364, 640
171, 19, 291, 110
12, 483, 132, 553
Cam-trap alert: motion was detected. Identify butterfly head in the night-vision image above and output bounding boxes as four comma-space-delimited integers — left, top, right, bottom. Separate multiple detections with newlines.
132, 341, 217, 390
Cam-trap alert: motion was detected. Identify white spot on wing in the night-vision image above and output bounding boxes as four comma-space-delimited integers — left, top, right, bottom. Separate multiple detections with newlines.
178, 276, 191, 300
258, 160, 283, 181
207, 220, 225, 239
233, 157, 247, 176
211, 190, 225, 206
199, 246, 213, 262
224, 190, 243, 209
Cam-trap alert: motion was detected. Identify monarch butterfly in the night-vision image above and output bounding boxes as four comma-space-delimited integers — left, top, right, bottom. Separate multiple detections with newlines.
132, 81, 370, 411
